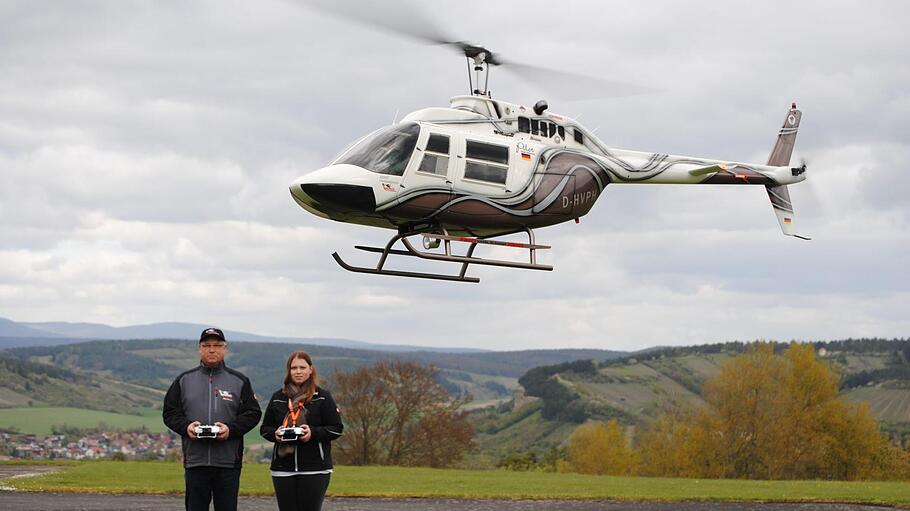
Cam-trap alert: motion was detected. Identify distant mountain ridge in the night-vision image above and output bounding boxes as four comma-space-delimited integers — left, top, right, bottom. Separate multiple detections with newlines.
0, 316, 487, 353
0, 317, 65, 338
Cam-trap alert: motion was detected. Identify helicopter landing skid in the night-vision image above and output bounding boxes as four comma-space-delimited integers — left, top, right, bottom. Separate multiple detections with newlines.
331, 228, 553, 283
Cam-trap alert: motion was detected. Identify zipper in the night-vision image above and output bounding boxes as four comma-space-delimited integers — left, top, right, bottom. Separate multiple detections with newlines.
207, 371, 213, 465
294, 444, 298, 471
207, 373, 213, 423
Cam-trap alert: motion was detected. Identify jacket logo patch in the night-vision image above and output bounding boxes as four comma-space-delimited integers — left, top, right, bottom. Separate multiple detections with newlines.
216, 389, 234, 401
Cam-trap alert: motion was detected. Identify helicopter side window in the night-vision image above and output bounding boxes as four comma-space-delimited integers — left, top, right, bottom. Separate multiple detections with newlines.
573, 128, 584, 145
530, 119, 539, 135
336, 122, 420, 176
558, 126, 565, 139
417, 133, 450, 176
517, 117, 530, 133
464, 140, 509, 185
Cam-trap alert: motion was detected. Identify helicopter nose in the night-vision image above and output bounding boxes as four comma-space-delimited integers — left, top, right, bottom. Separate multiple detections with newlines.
299, 183, 376, 212
290, 165, 378, 214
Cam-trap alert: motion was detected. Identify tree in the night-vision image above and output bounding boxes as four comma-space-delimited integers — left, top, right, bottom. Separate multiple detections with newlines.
374, 361, 450, 465
636, 342, 910, 480
408, 404, 474, 468
564, 419, 636, 475
637, 405, 700, 477
332, 360, 474, 467
332, 366, 392, 465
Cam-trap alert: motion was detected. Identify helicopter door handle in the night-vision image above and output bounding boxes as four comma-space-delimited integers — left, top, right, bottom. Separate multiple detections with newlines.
445, 180, 452, 185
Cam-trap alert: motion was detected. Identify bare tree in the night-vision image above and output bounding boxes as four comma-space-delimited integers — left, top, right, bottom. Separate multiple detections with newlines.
332, 360, 474, 467
332, 366, 392, 465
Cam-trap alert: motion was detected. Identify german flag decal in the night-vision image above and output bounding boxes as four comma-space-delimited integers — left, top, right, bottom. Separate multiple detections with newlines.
521, 153, 532, 160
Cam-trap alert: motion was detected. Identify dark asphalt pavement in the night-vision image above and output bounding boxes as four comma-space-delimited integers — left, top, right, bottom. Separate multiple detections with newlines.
0, 492, 897, 511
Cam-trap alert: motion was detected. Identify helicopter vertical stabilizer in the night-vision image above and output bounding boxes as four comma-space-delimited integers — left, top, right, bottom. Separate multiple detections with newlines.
765, 103, 809, 240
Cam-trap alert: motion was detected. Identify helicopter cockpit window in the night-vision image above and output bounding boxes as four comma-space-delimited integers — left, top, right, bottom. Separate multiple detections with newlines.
464, 140, 509, 185
417, 133, 450, 176
517, 117, 530, 133
573, 128, 584, 145
335, 122, 420, 176
530, 119, 539, 135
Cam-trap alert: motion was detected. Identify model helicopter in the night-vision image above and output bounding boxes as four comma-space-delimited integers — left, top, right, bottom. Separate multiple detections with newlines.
290, 5, 808, 283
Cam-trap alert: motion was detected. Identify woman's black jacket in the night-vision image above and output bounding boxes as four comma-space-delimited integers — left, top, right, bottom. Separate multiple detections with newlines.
260, 386, 343, 472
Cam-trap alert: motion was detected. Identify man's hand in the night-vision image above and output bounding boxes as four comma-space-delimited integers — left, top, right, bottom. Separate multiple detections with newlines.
187, 421, 201, 439
300, 424, 312, 443
215, 422, 230, 440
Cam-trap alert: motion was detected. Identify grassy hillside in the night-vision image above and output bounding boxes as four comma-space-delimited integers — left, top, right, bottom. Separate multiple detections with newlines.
468, 339, 910, 466
0, 354, 162, 413
0, 339, 625, 436
0, 407, 166, 434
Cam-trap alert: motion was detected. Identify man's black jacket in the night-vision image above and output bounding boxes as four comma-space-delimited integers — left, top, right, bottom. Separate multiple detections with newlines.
163, 362, 261, 469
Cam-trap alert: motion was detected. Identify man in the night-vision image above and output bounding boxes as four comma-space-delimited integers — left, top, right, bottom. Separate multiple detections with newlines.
163, 327, 262, 511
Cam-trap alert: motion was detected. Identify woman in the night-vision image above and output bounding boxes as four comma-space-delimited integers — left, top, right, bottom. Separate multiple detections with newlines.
260, 351, 343, 511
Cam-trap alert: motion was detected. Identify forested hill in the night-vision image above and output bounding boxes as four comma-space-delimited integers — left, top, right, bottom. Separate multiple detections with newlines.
1, 339, 627, 415
0, 353, 161, 411
470, 338, 910, 462
518, 338, 910, 424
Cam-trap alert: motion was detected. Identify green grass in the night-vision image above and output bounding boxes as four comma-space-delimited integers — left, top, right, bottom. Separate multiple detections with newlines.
0, 407, 267, 445
0, 407, 167, 434
4, 461, 909, 506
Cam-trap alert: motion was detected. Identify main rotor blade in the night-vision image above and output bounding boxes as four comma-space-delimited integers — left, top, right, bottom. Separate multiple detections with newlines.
304, 0, 457, 47
302, 0, 656, 99
500, 61, 657, 100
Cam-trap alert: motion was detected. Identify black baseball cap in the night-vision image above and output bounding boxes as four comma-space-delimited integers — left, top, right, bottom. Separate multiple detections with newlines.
199, 327, 226, 343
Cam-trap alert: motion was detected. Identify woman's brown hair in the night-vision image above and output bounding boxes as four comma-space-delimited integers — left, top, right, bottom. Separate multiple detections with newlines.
283, 351, 317, 404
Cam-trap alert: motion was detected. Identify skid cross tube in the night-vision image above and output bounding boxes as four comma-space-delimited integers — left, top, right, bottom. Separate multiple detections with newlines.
331, 228, 553, 283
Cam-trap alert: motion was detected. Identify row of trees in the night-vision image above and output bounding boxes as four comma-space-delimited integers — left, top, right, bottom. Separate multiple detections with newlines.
331, 360, 474, 468
561, 344, 910, 480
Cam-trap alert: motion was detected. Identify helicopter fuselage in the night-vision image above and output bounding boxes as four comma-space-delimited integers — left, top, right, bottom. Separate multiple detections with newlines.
290, 96, 804, 238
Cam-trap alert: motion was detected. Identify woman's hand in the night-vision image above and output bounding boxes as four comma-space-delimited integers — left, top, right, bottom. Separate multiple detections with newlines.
301, 425, 312, 442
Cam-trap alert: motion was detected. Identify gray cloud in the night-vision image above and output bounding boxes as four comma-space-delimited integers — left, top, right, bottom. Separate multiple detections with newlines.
1, 0, 908, 351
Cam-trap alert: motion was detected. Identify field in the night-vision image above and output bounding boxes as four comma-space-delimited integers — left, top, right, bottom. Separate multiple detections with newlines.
3, 461, 909, 506
0, 407, 166, 434
0, 407, 267, 444
846, 387, 910, 423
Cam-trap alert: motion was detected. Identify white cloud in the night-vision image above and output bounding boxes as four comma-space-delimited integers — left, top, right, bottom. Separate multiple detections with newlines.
0, 0, 908, 351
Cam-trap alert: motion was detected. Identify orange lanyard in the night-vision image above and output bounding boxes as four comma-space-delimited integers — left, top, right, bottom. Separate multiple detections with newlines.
282, 399, 305, 427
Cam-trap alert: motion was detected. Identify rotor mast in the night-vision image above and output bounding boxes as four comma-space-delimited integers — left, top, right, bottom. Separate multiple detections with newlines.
462, 44, 496, 97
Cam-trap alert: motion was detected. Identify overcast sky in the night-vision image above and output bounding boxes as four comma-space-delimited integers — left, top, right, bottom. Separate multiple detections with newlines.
1, 0, 908, 351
